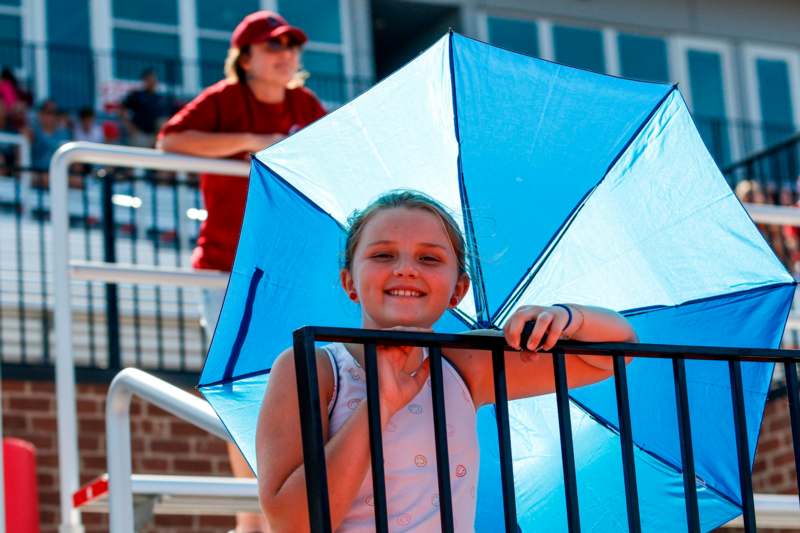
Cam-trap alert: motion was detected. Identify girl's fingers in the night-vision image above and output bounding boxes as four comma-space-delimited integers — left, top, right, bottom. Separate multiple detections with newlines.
504, 306, 542, 349
525, 312, 553, 351
540, 312, 567, 352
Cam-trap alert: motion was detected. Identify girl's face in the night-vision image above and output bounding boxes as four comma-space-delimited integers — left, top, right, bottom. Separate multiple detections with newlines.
241, 35, 300, 87
341, 207, 470, 330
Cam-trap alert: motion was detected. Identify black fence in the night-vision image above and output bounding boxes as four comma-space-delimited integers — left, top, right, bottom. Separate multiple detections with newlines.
291, 326, 800, 533
723, 131, 800, 191
0, 160, 207, 386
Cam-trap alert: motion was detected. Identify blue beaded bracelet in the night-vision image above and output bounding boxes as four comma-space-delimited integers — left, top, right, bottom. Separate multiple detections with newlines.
553, 304, 573, 331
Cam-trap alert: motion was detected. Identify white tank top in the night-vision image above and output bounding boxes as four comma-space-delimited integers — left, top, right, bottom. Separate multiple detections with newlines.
323, 343, 479, 533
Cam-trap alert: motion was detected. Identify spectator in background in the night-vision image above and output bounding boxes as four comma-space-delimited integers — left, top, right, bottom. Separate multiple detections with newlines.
26, 100, 70, 180
0, 66, 29, 131
158, 10, 325, 533
121, 68, 170, 148
73, 107, 105, 144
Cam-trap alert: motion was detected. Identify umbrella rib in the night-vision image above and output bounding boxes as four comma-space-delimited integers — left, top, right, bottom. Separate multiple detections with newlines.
490, 84, 680, 325
448, 30, 490, 327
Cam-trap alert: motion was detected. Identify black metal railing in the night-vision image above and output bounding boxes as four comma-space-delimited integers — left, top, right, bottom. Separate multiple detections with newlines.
291, 326, 800, 533
722, 131, 800, 191
0, 161, 207, 385
695, 116, 799, 169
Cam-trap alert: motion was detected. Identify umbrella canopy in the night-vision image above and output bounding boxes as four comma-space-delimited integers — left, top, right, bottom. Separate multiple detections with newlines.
199, 32, 794, 531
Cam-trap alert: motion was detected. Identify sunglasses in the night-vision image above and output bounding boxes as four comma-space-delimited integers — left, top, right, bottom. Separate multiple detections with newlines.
265, 39, 301, 52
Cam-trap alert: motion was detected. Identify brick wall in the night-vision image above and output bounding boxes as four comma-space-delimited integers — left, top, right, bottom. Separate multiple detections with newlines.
2, 378, 236, 533
753, 395, 798, 493
2, 377, 798, 532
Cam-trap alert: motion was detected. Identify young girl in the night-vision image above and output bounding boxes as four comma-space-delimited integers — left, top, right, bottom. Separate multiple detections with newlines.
256, 190, 637, 532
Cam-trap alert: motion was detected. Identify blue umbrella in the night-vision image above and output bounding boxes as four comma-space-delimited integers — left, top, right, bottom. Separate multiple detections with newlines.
198, 32, 794, 531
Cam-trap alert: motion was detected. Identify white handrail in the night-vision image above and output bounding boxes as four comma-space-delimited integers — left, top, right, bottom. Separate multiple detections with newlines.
49, 142, 248, 533
70, 260, 229, 288
106, 368, 230, 533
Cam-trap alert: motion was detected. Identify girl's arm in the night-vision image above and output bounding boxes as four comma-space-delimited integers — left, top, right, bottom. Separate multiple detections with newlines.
157, 130, 284, 158
447, 304, 638, 407
256, 348, 377, 533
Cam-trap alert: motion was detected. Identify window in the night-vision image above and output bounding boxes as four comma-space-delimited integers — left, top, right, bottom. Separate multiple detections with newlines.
487, 17, 539, 57
196, 0, 258, 33
303, 50, 345, 104
0, 13, 21, 68
113, 28, 182, 84
198, 37, 230, 87
278, 0, 342, 44
553, 25, 605, 74
756, 59, 796, 146
112, 0, 178, 25
46, 0, 94, 109
687, 50, 730, 163
618, 33, 668, 83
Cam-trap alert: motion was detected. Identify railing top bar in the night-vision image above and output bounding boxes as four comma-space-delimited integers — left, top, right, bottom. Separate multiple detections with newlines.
51, 141, 251, 176
722, 131, 800, 173
295, 326, 800, 362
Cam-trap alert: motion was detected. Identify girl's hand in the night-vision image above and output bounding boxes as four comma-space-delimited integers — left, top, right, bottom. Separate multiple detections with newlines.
503, 305, 571, 352
376, 326, 432, 423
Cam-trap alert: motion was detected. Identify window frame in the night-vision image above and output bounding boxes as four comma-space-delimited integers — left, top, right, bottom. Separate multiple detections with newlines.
741, 43, 800, 150
670, 35, 742, 161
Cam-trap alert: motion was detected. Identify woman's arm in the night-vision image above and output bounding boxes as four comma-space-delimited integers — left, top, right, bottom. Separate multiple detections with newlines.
447, 304, 637, 406
157, 130, 284, 158
256, 348, 379, 533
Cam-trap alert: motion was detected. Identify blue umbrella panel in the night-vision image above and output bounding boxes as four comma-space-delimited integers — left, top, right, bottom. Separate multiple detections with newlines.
199, 33, 795, 531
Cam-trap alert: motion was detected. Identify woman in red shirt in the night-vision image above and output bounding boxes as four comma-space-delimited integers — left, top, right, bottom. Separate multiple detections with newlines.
158, 11, 325, 533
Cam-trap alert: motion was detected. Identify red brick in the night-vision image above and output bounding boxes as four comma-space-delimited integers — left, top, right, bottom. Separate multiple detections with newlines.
2, 380, 29, 391
76, 398, 100, 414
170, 421, 205, 436
139, 457, 169, 471
773, 450, 798, 468
29, 381, 55, 393
3, 414, 28, 431
173, 458, 213, 473
8, 397, 51, 410
198, 514, 238, 527
149, 438, 190, 454
193, 439, 226, 455
31, 416, 58, 432
26, 433, 55, 451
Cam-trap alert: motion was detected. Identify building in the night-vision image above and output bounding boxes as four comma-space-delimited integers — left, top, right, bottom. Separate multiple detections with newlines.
1, 0, 799, 164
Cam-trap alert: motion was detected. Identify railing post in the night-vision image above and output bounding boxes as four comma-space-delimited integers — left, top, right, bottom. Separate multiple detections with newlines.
612, 353, 640, 532
552, 348, 581, 533
784, 361, 800, 501
429, 345, 455, 532
492, 346, 518, 532
362, 343, 389, 533
292, 328, 332, 533
729, 360, 756, 532
101, 171, 122, 370
672, 358, 700, 532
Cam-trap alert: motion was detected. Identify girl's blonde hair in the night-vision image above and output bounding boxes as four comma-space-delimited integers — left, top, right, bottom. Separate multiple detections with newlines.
343, 190, 470, 277
224, 45, 308, 88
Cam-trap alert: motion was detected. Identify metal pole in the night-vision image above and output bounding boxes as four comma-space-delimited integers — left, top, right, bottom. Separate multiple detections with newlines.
50, 142, 84, 533
49, 142, 248, 533
106, 368, 229, 533
101, 172, 121, 370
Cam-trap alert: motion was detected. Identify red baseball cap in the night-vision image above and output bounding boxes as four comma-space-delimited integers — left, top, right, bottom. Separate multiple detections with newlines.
230, 11, 308, 49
